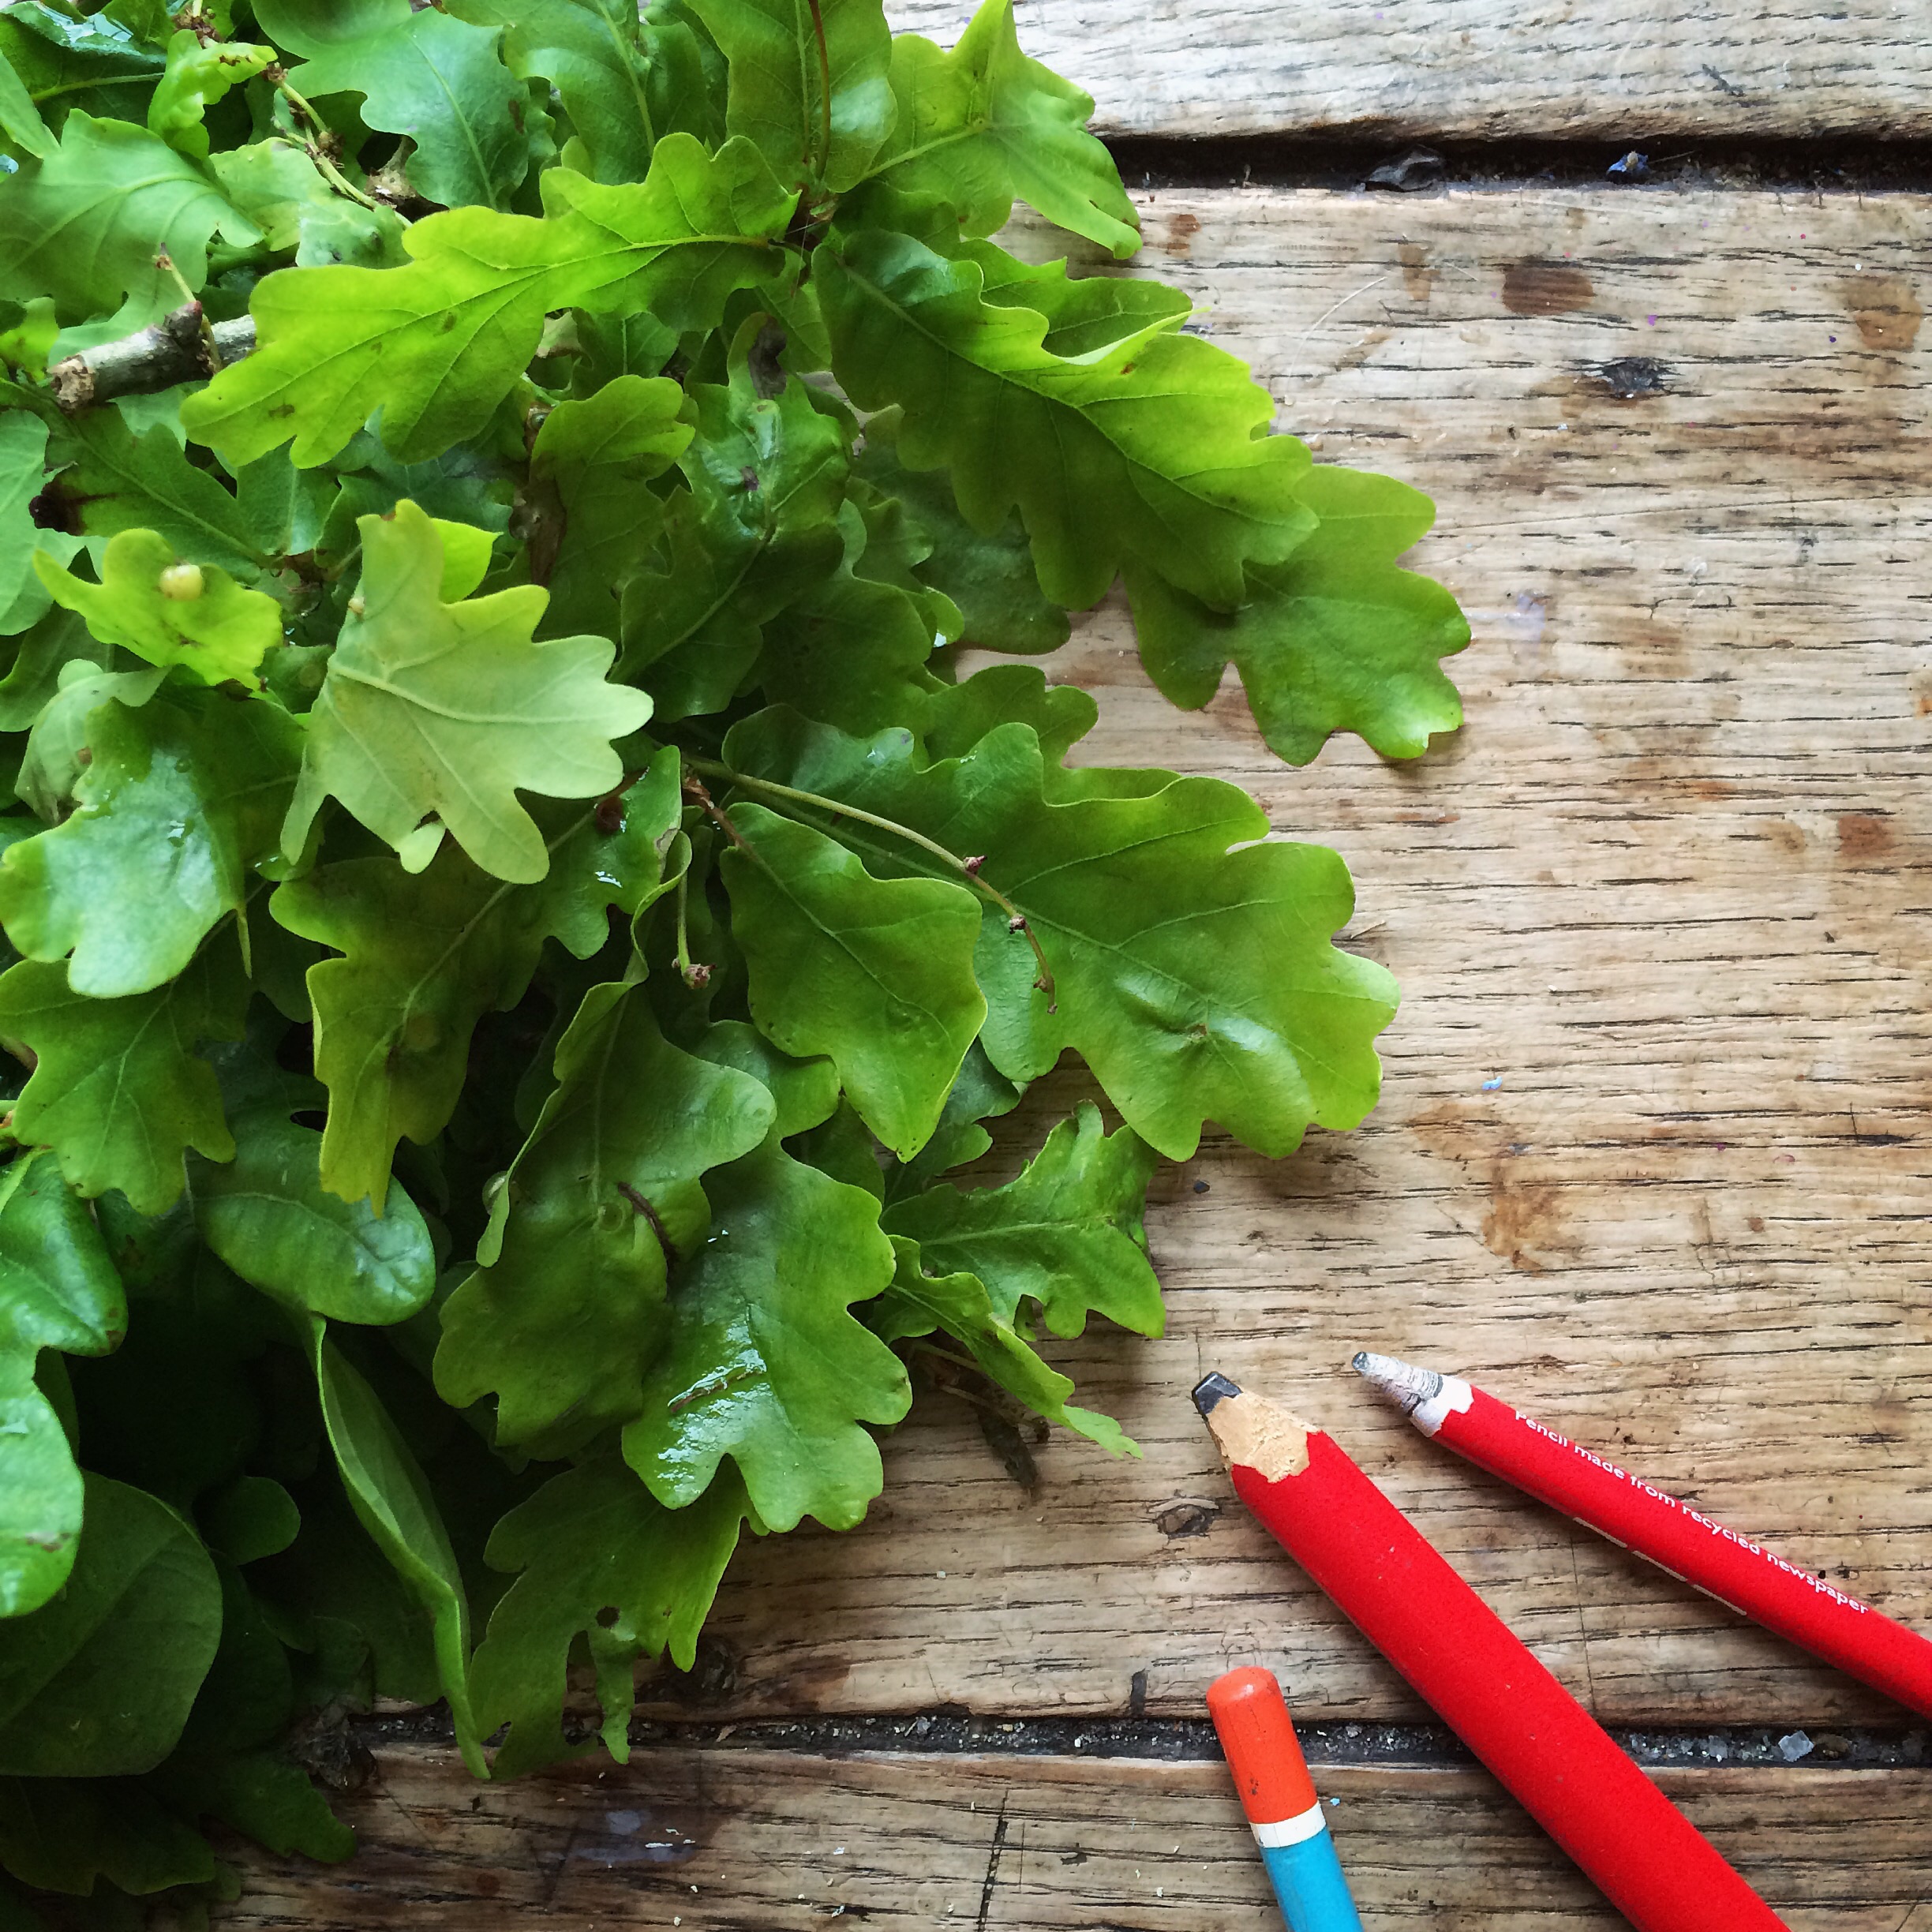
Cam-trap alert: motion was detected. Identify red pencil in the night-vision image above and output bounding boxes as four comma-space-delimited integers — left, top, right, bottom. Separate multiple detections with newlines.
1193, 1372, 1788, 1932
1354, 1350, 1932, 1721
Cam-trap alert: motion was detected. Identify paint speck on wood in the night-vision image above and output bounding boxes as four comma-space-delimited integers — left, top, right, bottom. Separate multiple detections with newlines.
1503, 261, 1594, 316
1837, 812, 1895, 862
1837, 273, 1923, 351
1398, 241, 1435, 303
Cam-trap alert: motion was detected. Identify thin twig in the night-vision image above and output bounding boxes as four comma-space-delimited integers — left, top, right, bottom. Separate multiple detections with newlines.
47, 306, 256, 413
155, 251, 225, 373
684, 755, 1058, 1010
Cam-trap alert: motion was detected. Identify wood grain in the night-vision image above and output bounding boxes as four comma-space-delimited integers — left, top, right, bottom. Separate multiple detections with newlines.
225, 1746, 1932, 1928
886, 0, 1932, 145
612, 185, 1932, 1732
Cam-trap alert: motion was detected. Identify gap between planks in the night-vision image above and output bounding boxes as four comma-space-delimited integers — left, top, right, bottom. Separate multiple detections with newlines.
223, 1744, 1932, 1930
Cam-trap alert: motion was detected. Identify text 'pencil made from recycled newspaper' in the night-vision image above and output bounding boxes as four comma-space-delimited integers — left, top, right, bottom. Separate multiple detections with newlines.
1354, 1351, 1932, 1721
1193, 1372, 1788, 1932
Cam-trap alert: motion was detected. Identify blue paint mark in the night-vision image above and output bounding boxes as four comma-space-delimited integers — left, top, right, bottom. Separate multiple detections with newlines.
1480, 1076, 1503, 1091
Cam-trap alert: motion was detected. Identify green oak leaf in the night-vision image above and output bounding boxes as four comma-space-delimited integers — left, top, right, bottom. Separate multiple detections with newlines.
0, 530, 80, 644
623, 1133, 908, 1531
13, 664, 165, 823
724, 700, 1398, 1159
1125, 464, 1468, 765
788, 1095, 884, 1196
874, 0, 1137, 258
153, 1747, 355, 1865
721, 803, 985, 1158
0, 1151, 126, 1617
283, 500, 652, 885
691, 0, 895, 193
641, 0, 732, 148
819, 228, 1314, 610
198, 1476, 301, 1567
273, 755, 685, 1207
34, 530, 282, 686
43, 406, 278, 578
0, 610, 115, 739
0, 7, 163, 145
447, 0, 661, 185
208, 139, 410, 271
919, 661, 1096, 775
871, 1237, 1133, 1454
753, 509, 943, 736
0, 940, 246, 1213
624, 354, 848, 717
688, 1017, 838, 1136
0, 1773, 217, 1896
0, 113, 257, 334
309, 1325, 485, 1775
0, 36, 55, 161
470, 1457, 752, 1777
254, 0, 530, 212
146, 28, 275, 161
882, 1039, 1020, 1198
0, 1365, 80, 1631
0, 418, 49, 631
252, 1470, 441, 1709
231, 448, 339, 566
0, 685, 301, 998
193, 1114, 436, 1325
853, 417, 1068, 654
881, 1101, 1161, 1337
437, 981, 775, 1454
524, 374, 692, 638
0, 1473, 220, 1777
182, 136, 795, 468
159, 1557, 294, 1766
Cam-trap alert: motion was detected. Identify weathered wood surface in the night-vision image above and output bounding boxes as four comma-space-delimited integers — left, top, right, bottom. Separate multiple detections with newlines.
888, 0, 1932, 144
607, 184, 1932, 1733
228, 1747, 1932, 1928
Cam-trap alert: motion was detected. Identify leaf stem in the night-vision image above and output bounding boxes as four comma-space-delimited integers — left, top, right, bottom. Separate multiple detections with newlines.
267, 69, 383, 212
680, 772, 754, 854
804, 0, 834, 182
671, 860, 710, 990
683, 755, 1057, 1010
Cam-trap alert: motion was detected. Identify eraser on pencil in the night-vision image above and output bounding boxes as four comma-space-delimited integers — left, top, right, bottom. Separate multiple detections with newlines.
1207, 1667, 1320, 1832
1208, 1665, 1366, 1930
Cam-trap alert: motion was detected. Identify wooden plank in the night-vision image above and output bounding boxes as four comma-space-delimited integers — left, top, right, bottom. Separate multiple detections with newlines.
621, 186, 1932, 1729
227, 1745, 1932, 1927
887, 0, 1932, 145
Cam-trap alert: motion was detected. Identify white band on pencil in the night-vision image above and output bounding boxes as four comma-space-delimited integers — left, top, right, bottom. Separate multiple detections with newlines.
1353, 1352, 1473, 1436
1253, 1803, 1329, 1848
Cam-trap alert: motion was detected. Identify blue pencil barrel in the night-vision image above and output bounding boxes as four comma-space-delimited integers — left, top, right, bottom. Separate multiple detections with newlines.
1256, 1814, 1365, 1932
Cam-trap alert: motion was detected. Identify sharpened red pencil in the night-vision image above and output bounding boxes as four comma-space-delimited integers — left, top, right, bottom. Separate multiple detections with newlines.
1354, 1350, 1932, 1721
1194, 1372, 1788, 1932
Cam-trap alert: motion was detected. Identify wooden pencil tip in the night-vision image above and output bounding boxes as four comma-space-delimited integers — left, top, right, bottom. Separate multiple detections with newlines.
1195, 1380, 1313, 1482
1193, 1372, 1243, 1417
